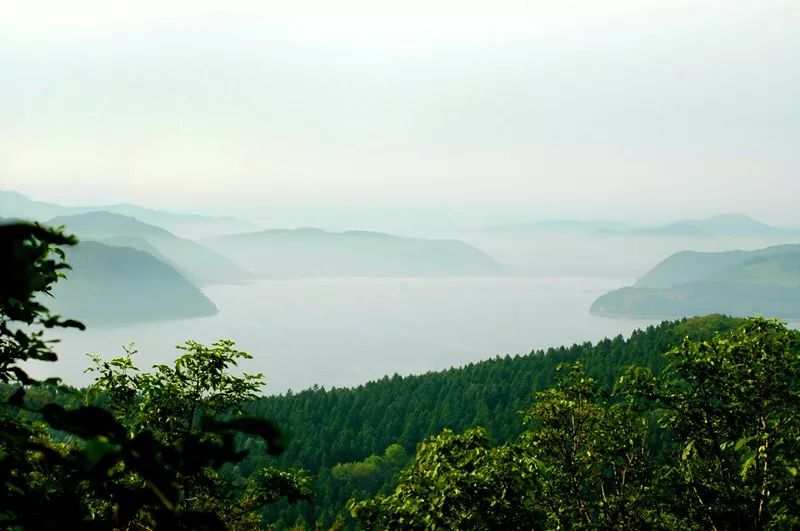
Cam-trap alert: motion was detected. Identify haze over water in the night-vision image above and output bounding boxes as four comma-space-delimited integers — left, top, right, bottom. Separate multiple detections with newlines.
44, 276, 657, 394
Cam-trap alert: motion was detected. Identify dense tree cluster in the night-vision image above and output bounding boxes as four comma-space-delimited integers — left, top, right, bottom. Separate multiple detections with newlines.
248, 315, 740, 527
350, 318, 800, 530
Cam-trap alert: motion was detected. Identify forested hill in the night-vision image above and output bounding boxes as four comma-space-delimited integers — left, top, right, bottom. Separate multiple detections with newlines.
238, 315, 741, 527
249, 315, 741, 472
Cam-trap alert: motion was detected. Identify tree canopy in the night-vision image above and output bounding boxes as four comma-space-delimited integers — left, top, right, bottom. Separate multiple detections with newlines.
350, 318, 800, 530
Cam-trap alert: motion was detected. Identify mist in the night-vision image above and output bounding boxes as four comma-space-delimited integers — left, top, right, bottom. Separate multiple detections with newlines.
2, 0, 798, 225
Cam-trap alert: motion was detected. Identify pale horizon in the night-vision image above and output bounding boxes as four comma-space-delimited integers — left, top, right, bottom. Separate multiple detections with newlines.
2, 0, 798, 225
6, 187, 800, 233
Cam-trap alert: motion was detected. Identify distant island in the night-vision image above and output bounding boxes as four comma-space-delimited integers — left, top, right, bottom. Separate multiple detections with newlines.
591, 243, 800, 318
48, 241, 217, 325
204, 228, 504, 277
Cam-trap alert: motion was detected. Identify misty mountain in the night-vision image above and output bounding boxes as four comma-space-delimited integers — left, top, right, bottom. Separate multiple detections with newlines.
482, 220, 631, 234
204, 228, 504, 277
629, 214, 778, 238
478, 214, 787, 238
95, 235, 175, 265
95, 203, 259, 239
48, 241, 217, 325
0, 191, 79, 220
462, 213, 798, 278
0, 190, 258, 239
48, 211, 251, 286
480, 214, 780, 238
591, 244, 800, 318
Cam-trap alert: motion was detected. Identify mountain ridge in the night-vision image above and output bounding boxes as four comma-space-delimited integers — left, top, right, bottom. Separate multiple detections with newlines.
48, 211, 252, 287
0, 190, 258, 239
205, 227, 505, 277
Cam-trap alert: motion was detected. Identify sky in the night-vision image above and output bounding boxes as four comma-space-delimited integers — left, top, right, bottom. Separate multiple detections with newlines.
1, 0, 798, 225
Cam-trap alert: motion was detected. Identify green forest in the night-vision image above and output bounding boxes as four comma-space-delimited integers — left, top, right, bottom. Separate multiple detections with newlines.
2, 222, 799, 530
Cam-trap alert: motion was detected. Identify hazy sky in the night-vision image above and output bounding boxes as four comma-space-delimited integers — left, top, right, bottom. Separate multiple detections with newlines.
1, 1, 798, 224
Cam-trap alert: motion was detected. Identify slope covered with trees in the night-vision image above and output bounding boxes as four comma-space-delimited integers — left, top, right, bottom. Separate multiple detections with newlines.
352, 318, 800, 530
240, 315, 742, 527
253, 315, 738, 471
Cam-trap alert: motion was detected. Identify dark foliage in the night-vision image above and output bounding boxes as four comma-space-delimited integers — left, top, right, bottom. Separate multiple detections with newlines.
353, 318, 800, 530
0, 222, 305, 529
246, 314, 740, 527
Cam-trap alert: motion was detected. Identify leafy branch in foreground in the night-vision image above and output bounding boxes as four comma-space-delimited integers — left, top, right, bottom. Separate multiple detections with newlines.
621, 318, 800, 530
0, 222, 308, 529
0, 222, 84, 385
349, 427, 540, 530
85, 341, 310, 528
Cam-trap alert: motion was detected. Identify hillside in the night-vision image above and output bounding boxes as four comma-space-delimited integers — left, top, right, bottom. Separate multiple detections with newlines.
592, 245, 800, 318
204, 228, 504, 277
48, 241, 217, 325
242, 315, 742, 527
253, 315, 741, 468
48, 211, 251, 286
633, 243, 800, 288
714, 252, 800, 287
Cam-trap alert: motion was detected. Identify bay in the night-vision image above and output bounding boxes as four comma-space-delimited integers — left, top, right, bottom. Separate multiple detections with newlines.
38, 277, 659, 394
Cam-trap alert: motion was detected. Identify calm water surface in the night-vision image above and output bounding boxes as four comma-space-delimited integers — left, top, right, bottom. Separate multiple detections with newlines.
42, 277, 661, 393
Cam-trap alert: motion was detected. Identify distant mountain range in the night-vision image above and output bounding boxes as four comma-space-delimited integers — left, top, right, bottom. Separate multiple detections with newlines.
487, 214, 793, 238
483, 220, 632, 233
48, 241, 217, 325
204, 228, 504, 277
2, 191, 513, 282
464, 213, 800, 278
0, 190, 257, 239
48, 211, 251, 286
623, 214, 779, 238
591, 243, 800, 318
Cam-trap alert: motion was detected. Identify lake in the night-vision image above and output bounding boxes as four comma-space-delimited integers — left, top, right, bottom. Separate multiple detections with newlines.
37, 277, 660, 394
